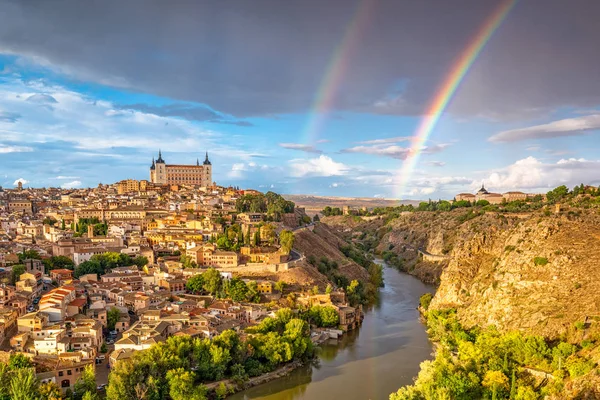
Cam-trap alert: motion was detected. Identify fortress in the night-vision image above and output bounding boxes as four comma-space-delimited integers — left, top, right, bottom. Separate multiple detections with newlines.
455, 184, 531, 205
149, 150, 212, 187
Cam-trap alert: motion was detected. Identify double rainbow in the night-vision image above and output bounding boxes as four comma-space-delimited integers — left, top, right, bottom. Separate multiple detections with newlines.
395, 0, 518, 197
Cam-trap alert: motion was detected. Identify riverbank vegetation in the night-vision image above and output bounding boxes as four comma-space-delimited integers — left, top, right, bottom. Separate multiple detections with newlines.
390, 305, 597, 400
107, 309, 314, 400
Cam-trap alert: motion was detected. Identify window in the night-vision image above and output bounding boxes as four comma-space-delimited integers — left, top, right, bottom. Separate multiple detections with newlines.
67, 369, 72, 375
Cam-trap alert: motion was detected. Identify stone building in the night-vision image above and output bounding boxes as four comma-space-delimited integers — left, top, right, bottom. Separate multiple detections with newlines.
149, 150, 212, 186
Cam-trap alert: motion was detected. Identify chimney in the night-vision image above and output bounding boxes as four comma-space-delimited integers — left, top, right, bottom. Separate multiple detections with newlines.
88, 224, 94, 238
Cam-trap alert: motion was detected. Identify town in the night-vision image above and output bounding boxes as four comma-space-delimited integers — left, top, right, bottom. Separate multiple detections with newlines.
0, 153, 364, 398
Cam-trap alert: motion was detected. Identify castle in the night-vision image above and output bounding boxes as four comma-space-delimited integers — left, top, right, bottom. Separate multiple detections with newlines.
455, 183, 529, 205
149, 150, 212, 187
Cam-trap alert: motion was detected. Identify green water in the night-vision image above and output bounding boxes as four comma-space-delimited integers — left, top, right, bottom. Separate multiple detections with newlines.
230, 261, 433, 400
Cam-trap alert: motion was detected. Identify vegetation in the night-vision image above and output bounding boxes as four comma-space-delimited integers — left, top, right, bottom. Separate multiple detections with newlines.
419, 293, 433, 311
390, 308, 597, 400
10, 264, 25, 285
108, 312, 313, 399
533, 256, 549, 266
42, 255, 75, 273
279, 230, 295, 254
308, 305, 340, 327
235, 191, 294, 221
73, 217, 108, 237
186, 268, 260, 302
107, 307, 121, 331
74, 252, 148, 278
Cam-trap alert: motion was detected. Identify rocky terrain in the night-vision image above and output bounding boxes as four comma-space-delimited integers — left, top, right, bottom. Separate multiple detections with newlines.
324, 207, 600, 340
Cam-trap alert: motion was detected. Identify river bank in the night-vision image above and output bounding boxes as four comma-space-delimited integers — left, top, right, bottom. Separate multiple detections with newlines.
229, 261, 434, 400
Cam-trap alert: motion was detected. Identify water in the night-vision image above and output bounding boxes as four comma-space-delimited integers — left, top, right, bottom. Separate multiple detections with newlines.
230, 261, 434, 400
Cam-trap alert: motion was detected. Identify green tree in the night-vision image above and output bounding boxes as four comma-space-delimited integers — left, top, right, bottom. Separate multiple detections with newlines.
186, 274, 205, 294
8, 354, 32, 370
227, 278, 249, 301
274, 281, 286, 293
74, 364, 97, 400
313, 214, 320, 222
10, 264, 25, 285
107, 307, 121, 331
279, 230, 295, 255
179, 254, 197, 268
42, 255, 75, 274
202, 268, 222, 294
325, 284, 332, 294
18, 250, 41, 262
9, 368, 39, 400
131, 256, 148, 268
166, 368, 207, 400
39, 382, 62, 400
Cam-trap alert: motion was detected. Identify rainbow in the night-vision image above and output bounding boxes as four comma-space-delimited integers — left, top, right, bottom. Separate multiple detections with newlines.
302, 0, 375, 145
395, 0, 518, 198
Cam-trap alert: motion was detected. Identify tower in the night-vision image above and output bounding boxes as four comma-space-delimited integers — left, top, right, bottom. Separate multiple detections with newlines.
153, 150, 167, 184
203, 152, 212, 187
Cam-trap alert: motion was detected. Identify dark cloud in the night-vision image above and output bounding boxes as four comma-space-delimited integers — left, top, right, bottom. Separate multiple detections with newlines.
489, 115, 600, 143
0, 111, 21, 122
1, 0, 600, 119
117, 103, 219, 121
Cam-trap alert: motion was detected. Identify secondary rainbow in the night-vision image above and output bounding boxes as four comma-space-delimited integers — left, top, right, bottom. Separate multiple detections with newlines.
302, 0, 375, 145
395, 0, 518, 198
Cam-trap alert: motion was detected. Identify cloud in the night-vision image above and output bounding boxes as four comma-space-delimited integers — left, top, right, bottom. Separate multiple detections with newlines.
426, 161, 446, 167
0, 144, 33, 153
53, 175, 79, 180
489, 114, 600, 143
289, 155, 349, 177
0, 111, 21, 122
480, 156, 600, 191
227, 162, 273, 179
357, 136, 411, 145
61, 180, 82, 188
13, 178, 28, 186
117, 103, 219, 121
5, 1, 600, 118
340, 143, 450, 160
279, 143, 322, 154
26, 93, 58, 104
316, 139, 330, 144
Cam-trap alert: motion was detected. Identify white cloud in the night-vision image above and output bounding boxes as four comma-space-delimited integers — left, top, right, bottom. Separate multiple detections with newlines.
13, 178, 28, 186
61, 180, 82, 189
480, 156, 600, 191
0, 145, 33, 153
357, 136, 411, 145
316, 139, 330, 144
426, 161, 446, 167
340, 143, 450, 160
53, 175, 79, 180
489, 114, 600, 143
289, 155, 349, 178
279, 143, 322, 154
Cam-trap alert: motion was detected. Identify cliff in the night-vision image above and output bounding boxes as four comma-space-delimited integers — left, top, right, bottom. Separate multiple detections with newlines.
324, 208, 600, 339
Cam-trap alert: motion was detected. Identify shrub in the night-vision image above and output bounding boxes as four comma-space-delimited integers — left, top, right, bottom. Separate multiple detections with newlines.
574, 321, 586, 330
419, 293, 433, 311
533, 257, 549, 266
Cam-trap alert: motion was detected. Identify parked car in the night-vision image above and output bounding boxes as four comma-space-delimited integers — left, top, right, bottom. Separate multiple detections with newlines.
96, 354, 105, 360
109, 330, 118, 336
97, 384, 107, 391
106, 339, 114, 345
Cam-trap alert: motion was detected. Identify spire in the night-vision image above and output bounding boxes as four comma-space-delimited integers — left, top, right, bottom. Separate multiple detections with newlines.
150, 157, 155, 170
203, 151, 211, 165
196, 158, 199, 166
156, 149, 165, 163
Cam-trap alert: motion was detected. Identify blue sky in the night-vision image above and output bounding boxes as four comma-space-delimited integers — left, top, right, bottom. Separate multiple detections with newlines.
1, 1, 600, 199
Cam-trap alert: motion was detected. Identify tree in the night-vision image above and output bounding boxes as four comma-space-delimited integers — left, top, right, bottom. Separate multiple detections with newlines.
74, 260, 103, 279
274, 281, 286, 293
43, 255, 75, 273
313, 214, 320, 222
186, 274, 205, 294
202, 268, 222, 294
179, 255, 197, 269
482, 370, 508, 400
107, 307, 121, 331
325, 284, 333, 294
10, 265, 25, 285
9, 368, 39, 400
166, 368, 207, 400
279, 230, 295, 255
311, 285, 319, 295
74, 364, 97, 400
227, 278, 248, 301
18, 250, 41, 262
8, 354, 32, 371
39, 382, 62, 400
132, 256, 148, 268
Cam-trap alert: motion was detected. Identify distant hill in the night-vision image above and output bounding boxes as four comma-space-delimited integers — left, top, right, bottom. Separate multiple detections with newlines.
283, 194, 420, 214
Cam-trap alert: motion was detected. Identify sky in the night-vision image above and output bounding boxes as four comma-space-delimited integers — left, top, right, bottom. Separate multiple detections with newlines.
0, 0, 599, 200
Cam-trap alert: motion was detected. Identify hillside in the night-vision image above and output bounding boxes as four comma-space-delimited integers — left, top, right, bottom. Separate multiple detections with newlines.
324, 208, 600, 339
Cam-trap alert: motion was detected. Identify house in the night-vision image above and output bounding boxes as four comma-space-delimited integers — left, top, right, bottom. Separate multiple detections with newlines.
114, 320, 170, 351
50, 269, 74, 285
256, 280, 273, 294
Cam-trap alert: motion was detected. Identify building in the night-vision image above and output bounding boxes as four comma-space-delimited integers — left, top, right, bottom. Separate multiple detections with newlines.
455, 184, 537, 205
149, 150, 212, 186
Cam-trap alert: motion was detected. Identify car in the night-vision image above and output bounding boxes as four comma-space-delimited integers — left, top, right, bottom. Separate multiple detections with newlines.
109, 330, 118, 336
97, 384, 107, 391
96, 354, 105, 360
106, 339, 114, 345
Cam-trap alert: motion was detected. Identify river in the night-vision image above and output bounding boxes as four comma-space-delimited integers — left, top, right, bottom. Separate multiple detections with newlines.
230, 261, 434, 400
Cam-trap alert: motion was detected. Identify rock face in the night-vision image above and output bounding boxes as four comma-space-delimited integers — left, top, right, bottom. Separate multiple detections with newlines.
326, 209, 600, 339
431, 211, 600, 338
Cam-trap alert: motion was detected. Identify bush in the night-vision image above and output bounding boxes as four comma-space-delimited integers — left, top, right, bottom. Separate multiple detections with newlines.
533, 257, 549, 266
419, 293, 433, 311
574, 321, 586, 330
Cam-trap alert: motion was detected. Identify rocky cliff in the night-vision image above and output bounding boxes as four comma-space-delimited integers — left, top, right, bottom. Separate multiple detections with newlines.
324, 208, 600, 339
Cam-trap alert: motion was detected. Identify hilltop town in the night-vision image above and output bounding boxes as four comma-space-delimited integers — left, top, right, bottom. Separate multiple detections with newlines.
0, 154, 369, 397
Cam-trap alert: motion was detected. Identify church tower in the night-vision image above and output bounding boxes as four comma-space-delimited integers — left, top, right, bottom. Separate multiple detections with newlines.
203, 152, 212, 187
